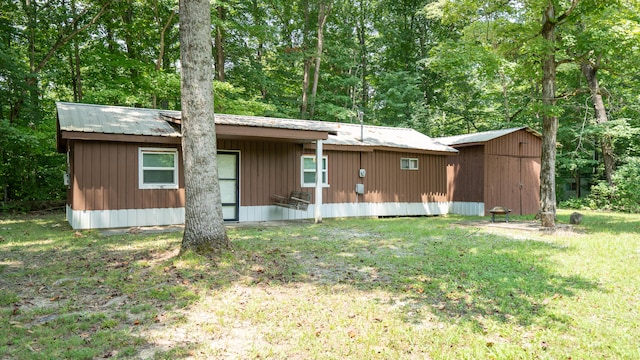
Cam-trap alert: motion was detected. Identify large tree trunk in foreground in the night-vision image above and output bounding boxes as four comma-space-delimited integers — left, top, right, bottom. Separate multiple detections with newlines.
538, 0, 579, 227
179, 0, 230, 254
539, 2, 559, 227
581, 60, 614, 185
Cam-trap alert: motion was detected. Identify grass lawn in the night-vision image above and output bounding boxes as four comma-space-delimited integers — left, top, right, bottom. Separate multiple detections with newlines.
1, 210, 639, 359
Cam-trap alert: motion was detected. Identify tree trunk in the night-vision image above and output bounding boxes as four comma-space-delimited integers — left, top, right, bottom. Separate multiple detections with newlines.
74, 39, 82, 101
71, 0, 82, 102
214, 3, 226, 82
300, 0, 311, 118
358, 1, 368, 110
179, 0, 230, 255
309, 1, 332, 119
580, 60, 614, 185
539, 2, 559, 227
252, 0, 267, 99
122, 0, 138, 80
153, 1, 175, 108
258, 40, 267, 99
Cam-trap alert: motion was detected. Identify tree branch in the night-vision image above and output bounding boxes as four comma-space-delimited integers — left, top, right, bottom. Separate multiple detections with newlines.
556, 87, 589, 100
157, 11, 176, 70
35, 1, 112, 74
556, 0, 580, 24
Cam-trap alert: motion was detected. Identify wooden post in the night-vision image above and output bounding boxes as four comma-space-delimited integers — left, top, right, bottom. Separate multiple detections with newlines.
315, 139, 323, 223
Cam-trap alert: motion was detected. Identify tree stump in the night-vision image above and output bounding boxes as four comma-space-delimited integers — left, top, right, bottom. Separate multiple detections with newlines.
540, 212, 555, 228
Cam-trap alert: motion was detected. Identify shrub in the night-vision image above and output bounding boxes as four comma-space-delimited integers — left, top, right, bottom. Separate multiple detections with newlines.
559, 197, 592, 210
610, 157, 640, 212
585, 157, 640, 213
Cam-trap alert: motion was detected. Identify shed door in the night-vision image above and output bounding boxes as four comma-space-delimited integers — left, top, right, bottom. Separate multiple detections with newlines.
486, 155, 540, 216
218, 152, 239, 221
520, 157, 541, 215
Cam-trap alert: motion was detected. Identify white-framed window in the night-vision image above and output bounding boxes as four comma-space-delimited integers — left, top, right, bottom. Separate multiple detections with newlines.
301, 155, 329, 187
400, 157, 419, 170
139, 147, 179, 189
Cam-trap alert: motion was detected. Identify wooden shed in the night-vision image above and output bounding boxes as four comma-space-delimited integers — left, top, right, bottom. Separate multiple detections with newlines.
56, 102, 458, 229
436, 127, 542, 216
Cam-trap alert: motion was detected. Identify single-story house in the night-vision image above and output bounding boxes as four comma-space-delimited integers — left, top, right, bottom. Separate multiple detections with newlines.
436, 127, 542, 216
56, 102, 460, 229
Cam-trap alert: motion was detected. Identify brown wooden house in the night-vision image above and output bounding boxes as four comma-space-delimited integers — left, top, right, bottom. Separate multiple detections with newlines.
436, 127, 542, 216
56, 102, 458, 229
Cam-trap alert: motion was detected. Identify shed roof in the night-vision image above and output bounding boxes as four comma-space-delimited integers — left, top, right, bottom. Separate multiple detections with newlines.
56, 102, 457, 154
327, 123, 457, 153
435, 127, 541, 147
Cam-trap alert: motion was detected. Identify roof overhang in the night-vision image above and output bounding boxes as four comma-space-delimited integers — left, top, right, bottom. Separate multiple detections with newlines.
56, 103, 334, 152
57, 125, 330, 152
216, 124, 330, 142
57, 131, 181, 152
303, 143, 458, 156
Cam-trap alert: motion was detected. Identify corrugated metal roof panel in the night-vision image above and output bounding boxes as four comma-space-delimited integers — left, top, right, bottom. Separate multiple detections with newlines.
327, 123, 458, 153
160, 111, 340, 134
435, 127, 540, 146
57, 102, 180, 137
57, 102, 458, 153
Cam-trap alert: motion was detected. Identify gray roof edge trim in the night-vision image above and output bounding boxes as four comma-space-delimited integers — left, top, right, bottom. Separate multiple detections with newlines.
435, 126, 542, 146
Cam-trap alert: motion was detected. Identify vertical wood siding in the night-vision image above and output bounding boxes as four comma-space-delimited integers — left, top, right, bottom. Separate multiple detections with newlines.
446, 145, 484, 202
484, 130, 542, 215
484, 156, 541, 215
323, 150, 448, 204
218, 139, 302, 206
485, 129, 542, 157
446, 130, 542, 215
71, 141, 185, 211
71, 139, 450, 211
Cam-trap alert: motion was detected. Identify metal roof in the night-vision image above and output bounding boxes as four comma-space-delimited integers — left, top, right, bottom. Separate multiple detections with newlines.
327, 123, 458, 153
56, 102, 457, 153
57, 102, 181, 138
435, 127, 541, 146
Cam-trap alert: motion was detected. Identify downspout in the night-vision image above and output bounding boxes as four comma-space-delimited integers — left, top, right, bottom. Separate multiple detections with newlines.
314, 139, 323, 223
358, 111, 364, 142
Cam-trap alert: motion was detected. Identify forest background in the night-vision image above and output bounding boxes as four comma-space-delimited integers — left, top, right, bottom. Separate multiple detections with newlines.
2, 0, 640, 212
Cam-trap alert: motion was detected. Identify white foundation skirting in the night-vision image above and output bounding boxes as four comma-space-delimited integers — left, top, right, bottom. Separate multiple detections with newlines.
67, 205, 185, 230
66, 201, 485, 229
447, 202, 485, 216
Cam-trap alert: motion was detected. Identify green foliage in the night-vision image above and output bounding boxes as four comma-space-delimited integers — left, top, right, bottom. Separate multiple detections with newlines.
371, 71, 423, 126
0, 118, 66, 203
2, 0, 640, 204
580, 157, 640, 213
610, 158, 640, 212
559, 196, 592, 210
585, 181, 617, 211
213, 81, 275, 115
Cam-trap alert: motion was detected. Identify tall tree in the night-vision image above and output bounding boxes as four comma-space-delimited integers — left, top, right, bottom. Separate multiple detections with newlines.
538, 0, 579, 227
9, 0, 111, 122
308, 0, 332, 119
579, 59, 614, 185
300, 0, 312, 118
179, 0, 230, 254
213, 0, 227, 81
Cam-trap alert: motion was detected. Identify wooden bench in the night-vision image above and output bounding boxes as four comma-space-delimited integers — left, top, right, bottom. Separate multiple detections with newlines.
489, 206, 511, 223
273, 191, 312, 211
